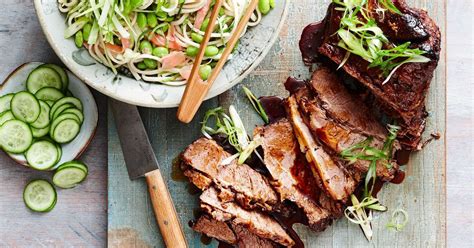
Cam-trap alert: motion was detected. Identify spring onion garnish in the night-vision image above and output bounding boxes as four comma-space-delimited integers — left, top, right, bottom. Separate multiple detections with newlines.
345, 195, 388, 240
341, 124, 400, 240
386, 209, 408, 231
201, 105, 262, 165
333, 0, 430, 84
243, 86, 269, 124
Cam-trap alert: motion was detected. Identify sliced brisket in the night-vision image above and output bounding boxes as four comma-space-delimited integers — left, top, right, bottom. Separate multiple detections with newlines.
285, 96, 357, 202
181, 138, 279, 211
254, 119, 340, 231
192, 215, 237, 245
289, 68, 399, 181
303, 0, 441, 149
200, 187, 295, 247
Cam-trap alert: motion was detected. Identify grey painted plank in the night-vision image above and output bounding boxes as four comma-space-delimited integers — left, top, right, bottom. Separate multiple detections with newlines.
108, 0, 446, 247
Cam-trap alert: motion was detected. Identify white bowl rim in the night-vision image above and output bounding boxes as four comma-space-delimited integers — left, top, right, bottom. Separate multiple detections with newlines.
33, 0, 289, 108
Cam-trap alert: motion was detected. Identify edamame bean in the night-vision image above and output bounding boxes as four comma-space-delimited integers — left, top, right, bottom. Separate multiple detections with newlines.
258, 0, 271, 15
137, 13, 147, 29
144, 58, 157, 69
186, 46, 199, 57
200, 18, 210, 31
147, 13, 158, 28
199, 65, 212, 80
152, 47, 169, 57
156, 11, 167, 20
204, 46, 219, 57
140, 40, 153, 54
82, 23, 92, 41
191, 33, 203, 43
137, 62, 147, 70
75, 31, 83, 48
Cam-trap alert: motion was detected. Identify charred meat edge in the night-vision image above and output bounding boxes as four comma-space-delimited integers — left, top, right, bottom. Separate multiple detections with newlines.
181, 138, 279, 211
315, 0, 441, 149
285, 96, 357, 202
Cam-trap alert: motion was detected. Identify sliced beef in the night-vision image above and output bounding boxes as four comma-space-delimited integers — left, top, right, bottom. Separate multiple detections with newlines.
181, 138, 279, 211
192, 215, 280, 248
192, 215, 237, 244
200, 187, 295, 247
288, 68, 399, 181
254, 119, 340, 231
303, 0, 441, 149
285, 96, 357, 202
231, 224, 280, 248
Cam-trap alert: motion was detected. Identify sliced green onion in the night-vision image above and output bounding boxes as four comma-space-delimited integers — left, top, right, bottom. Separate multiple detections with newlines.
243, 86, 269, 124
386, 209, 408, 231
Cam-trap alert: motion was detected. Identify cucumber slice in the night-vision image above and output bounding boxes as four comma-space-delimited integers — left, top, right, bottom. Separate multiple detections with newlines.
50, 103, 75, 121
35, 87, 65, 102
53, 167, 87, 189
11, 91, 40, 123
0, 110, 14, 126
50, 97, 83, 119
31, 126, 50, 138
26, 66, 63, 94
46, 100, 55, 106
50, 113, 81, 134
39, 64, 69, 92
30, 101, 50, 129
55, 144, 63, 165
51, 119, 81, 144
61, 108, 84, 123
57, 160, 88, 174
25, 140, 59, 170
0, 120, 33, 153
0, 93, 13, 113
23, 180, 57, 212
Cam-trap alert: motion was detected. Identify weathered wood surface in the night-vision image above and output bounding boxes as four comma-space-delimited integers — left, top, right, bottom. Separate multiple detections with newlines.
445, 0, 474, 247
0, 1, 107, 246
108, 0, 449, 247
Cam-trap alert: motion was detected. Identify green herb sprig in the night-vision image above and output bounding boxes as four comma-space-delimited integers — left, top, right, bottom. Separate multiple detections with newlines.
341, 124, 400, 240
333, 0, 430, 83
243, 86, 269, 124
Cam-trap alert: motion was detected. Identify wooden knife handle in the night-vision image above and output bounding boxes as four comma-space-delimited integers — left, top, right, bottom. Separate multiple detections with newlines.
145, 170, 188, 248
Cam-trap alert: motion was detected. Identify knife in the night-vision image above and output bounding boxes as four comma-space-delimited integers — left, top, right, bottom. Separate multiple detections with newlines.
110, 98, 187, 248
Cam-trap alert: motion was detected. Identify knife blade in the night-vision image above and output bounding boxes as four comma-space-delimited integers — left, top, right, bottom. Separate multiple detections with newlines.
110, 98, 188, 248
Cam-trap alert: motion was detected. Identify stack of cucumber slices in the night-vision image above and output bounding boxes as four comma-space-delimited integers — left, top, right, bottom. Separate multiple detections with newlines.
0, 63, 89, 212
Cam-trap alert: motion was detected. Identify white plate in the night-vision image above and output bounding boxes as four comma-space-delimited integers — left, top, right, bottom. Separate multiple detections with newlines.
0, 62, 99, 170
34, 0, 289, 108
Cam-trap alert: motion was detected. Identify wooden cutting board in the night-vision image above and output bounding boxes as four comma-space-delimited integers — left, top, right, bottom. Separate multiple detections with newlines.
108, 0, 447, 247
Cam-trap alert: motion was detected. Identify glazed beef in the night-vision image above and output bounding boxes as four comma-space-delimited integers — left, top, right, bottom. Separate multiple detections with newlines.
289, 68, 400, 181
285, 96, 357, 202
301, 0, 441, 149
200, 187, 295, 247
254, 120, 340, 231
181, 138, 278, 211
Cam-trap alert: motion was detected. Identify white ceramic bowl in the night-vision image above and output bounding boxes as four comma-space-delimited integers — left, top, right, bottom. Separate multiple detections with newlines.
0, 62, 98, 170
34, 0, 289, 108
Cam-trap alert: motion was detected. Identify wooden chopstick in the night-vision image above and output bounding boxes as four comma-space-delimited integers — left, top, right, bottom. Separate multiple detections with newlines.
177, 0, 259, 123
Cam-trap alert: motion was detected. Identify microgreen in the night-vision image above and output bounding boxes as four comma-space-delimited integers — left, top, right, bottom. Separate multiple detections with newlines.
333, 0, 430, 83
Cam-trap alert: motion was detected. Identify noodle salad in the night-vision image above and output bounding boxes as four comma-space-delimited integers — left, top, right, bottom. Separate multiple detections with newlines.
58, 0, 275, 86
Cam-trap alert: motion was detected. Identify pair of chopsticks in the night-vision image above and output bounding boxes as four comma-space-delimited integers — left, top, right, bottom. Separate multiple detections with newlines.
177, 0, 259, 123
